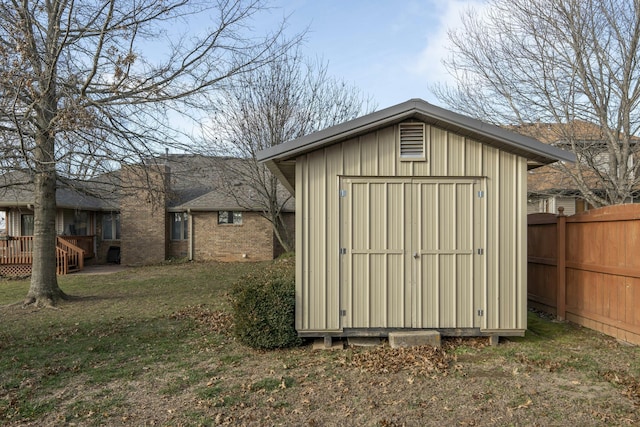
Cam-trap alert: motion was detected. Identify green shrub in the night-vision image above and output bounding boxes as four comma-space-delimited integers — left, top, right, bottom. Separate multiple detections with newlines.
230, 258, 301, 349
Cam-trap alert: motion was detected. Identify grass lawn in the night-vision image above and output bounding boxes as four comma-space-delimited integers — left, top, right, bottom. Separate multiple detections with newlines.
1, 261, 639, 426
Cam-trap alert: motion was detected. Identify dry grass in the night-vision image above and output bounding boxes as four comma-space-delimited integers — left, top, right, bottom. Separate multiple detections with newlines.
1, 261, 639, 426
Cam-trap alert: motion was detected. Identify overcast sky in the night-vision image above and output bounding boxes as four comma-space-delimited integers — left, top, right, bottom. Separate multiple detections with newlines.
262, 0, 487, 109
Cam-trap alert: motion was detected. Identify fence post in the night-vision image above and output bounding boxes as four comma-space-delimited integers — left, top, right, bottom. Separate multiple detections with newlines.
556, 207, 567, 320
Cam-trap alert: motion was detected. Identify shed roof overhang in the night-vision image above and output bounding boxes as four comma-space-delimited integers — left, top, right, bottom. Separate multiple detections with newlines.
257, 99, 576, 196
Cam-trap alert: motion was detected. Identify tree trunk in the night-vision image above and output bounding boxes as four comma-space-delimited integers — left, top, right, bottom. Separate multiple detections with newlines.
23, 170, 66, 307
272, 211, 293, 253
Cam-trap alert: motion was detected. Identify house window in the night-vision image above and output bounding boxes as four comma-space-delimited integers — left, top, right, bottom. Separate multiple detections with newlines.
64, 210, 89, 235
399, 122, 427, 161
102, 212, 120, 240
171, 212, 188, 240
21, 214, 34, 236
218, 211, 242, 224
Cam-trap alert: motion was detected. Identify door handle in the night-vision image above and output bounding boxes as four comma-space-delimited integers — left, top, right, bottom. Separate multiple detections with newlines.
413, 252, 419, 259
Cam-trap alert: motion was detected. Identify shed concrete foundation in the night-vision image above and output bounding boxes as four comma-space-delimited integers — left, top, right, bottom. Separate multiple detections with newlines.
389, 331, 441, 348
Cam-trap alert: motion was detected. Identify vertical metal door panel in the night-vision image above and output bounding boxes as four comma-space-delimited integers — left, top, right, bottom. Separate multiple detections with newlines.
414, 180, 476, 329
341, 177, 483, 330
352, 254, 369, 327
342, 178, 408, 328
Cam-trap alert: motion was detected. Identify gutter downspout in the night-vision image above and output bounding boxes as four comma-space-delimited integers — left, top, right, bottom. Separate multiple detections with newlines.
187, 209, 193, 261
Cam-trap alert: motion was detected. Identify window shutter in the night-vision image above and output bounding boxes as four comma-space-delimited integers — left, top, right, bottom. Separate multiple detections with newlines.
399, 122, 426, 159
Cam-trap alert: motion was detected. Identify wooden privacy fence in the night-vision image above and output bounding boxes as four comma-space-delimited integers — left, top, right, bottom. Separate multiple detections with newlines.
528, 204, 640, 345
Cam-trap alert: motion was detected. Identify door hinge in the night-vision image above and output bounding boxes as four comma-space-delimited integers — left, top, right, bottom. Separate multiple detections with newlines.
477, 248, 484, 255
477, 309, 484, 317
339, 189, 347, 197
340, 309, 347, 316
477, 190, 484, 198
339, 248, 347, 255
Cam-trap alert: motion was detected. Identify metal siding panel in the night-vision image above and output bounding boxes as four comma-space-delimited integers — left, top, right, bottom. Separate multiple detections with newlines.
483, 146, 500, 330
440, 183, 455, 250
342, 138, 361, 176
414, 179, 477, 329
439, 183, 455, 328
340, 178, 353, 328
448, 133, 466, 175
440, 254, 455, 327
465, 139, 484, 176
387, 181, 407, 327
458, 254, 474, 326
326, 144, 342, 330
360, 133, 378, 176
352, 182, 368, 251
457, 184, 473, 251
431, 127, 448, 175
370, 183, 384, 250
370, 253, 386, 326
517, 158, 528, 330
351, 180, 370, 328
308, 150, 327, 330
457, 183, 475, 326
474, 179, 487, 328
346, 178, 410, 328
353, 254, 369, 327
369, 183, 384, 327
388, 253, 405, 326
296, 156, 307, 330
421, 183, 438, 251
378, 126, 397, 176
499, 151, 517, 329
403, 182, 413, 326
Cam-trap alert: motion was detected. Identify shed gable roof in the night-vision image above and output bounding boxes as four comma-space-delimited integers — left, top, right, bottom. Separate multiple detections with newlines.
258, 99, 576, 194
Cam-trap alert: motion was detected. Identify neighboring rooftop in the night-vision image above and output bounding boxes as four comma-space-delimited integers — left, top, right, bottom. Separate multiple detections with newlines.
0, 156, 294, 212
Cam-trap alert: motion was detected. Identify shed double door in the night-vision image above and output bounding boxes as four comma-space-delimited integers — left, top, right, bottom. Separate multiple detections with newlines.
339, 177, 485, 329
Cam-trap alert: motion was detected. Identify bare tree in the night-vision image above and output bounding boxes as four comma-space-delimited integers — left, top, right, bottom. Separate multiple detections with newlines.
433, 0, 640, 207
207, 46, 375, 252
0, 0, 297, 307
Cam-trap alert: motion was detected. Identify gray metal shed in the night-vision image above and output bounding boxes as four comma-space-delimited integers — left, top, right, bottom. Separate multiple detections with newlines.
258, 99, 574, 341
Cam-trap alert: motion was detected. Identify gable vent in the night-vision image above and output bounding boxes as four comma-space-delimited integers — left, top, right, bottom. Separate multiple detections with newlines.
399, 122, 426, 160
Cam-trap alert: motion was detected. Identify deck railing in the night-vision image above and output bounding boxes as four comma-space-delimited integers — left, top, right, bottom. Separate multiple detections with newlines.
0, 235, 92, 275
59, 235, 94, 259
56, 237, 85, 272
0, 236, 33, 264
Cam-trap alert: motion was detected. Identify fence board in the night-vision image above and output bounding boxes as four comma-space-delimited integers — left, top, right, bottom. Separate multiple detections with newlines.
528, 204, 640, 345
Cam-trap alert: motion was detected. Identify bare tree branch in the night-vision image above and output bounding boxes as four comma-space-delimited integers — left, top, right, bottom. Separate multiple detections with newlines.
0, 0, 299, 306
434, 0, 640, 207
206, 45, 375, 251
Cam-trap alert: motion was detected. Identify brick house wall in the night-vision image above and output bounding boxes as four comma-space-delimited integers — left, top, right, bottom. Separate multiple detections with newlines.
192, 211, 275, 261
168, 239, 188, 259
119, 165, 168, 265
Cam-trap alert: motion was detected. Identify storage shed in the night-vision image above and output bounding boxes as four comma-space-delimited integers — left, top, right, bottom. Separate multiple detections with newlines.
258, 99, 575, 342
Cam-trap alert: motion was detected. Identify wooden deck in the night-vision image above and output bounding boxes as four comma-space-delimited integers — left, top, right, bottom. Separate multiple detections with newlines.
0, 235, 93, 276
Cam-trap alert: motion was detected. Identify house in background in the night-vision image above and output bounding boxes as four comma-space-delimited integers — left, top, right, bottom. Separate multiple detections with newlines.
0, 156, 294, 276
259, 99, 574, 344
162, 155, 294, 263
513, 121, 640, 215
527, 166, 586, 215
